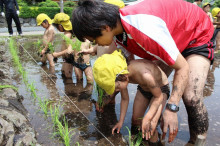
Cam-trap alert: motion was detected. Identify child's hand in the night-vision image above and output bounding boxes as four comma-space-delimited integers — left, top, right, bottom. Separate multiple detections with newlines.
67, 48, 74, 54
95, 102, 104, 113
52, 52, 58, 58
112, 121, 123, 135
41, 49, 45, 55
79, 48, 91, 55
142, 117, 152, 140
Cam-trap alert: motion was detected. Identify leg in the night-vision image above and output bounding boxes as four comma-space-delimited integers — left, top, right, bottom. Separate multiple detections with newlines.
215, 31, 220, 53
74, 66, 83, 81
12, 12, 22, 34
183, 54, 210, 144
61, 62, 73, 78
46, 54, 55, 74
84, 66, 94, 84
5, 13, 13, 35
40, 54, 47, 65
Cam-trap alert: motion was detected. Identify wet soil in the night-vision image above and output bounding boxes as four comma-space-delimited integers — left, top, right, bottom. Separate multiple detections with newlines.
1, 35, 220, 145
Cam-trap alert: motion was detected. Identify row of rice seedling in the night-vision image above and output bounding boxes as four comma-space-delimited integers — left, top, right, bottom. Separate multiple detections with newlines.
8, 37, 76, 146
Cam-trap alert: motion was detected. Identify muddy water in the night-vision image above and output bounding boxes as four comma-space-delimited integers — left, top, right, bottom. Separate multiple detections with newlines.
12, 36, 220, 145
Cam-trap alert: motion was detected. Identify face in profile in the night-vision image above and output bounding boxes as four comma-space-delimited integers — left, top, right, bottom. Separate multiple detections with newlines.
41, 21, 49, 29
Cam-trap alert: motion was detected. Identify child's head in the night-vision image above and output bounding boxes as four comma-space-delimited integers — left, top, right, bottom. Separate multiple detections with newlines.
36, 13, 52, 28
93, 50, 129, 95
52, 13, 72, 32
212, 7, 220, 19
202, 2, 211, 13
72, 0, 120, 43
195, 0, 202, 5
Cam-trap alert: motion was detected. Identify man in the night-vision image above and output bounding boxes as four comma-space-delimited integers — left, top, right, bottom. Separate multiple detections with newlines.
72, 0, 214, 144
0, 0, 22, 36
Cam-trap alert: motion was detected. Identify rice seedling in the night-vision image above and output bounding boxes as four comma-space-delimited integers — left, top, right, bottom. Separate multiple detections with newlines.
27, 82, 38, 99
95, 84, 105, 108
75, 142, 80, 146
0, 85, 18, 91
48, 42, 55, 53
50, 105, 61, 128
61, 34, 81, 51
37, 96, 51, 116
125, 126, 143, 146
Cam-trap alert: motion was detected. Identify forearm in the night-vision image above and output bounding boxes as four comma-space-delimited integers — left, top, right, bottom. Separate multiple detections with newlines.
54, 50, 67, 57
119, 89, 129, 123
169, 65, 189, 105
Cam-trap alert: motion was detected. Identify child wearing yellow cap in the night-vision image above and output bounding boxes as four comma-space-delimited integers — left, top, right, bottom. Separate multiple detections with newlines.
93, 50, 170, 144
36, 13, 56, 76
202, 3, 213, 22
52, 13, 93, 83
212, 7, 220, 53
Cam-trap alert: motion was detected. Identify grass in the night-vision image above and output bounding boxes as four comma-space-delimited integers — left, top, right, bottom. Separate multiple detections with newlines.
125, 126, 143, 146
0, 85, 18, 91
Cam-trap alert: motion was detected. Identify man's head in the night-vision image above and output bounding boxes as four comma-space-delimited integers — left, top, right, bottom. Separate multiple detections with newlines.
52, 13, 72, 32
93, 50, 129, 95
72, 0, 120, 45
36, 13, 52, 28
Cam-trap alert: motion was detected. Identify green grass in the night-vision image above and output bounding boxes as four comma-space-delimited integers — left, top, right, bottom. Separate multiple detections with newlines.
37, 97, 51, 116
0, 85, 18, 91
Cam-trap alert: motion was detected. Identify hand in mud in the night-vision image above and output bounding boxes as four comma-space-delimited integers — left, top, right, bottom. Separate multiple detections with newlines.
78, 49, 91, 55
95, 102, 104, 113
112, 121, 123, 135
142, 117, 152, 140
161, 109, 178, 143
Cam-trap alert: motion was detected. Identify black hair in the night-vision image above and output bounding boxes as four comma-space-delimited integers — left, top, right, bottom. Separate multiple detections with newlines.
195, 0, 202, 2
43, 19, 48, 24
115, 74, 127, 82
52, 23, 59, 30
72, 0, 120, 42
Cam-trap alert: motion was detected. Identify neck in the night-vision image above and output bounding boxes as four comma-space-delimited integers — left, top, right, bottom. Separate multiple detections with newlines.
113, 20, 124, 36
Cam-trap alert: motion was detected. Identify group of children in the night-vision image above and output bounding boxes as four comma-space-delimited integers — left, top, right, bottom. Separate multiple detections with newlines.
36, 13, 93, 83
35, 0, 220, 145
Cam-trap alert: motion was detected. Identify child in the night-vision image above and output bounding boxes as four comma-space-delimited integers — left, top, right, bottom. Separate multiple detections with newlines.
212, 7, 220, 53
52, 13, 93, 83
193, 0, 202, 6
93, 50, 170, 144
202, 2, 213, 22
72, 0, 214, 143
36, 13, 56, 75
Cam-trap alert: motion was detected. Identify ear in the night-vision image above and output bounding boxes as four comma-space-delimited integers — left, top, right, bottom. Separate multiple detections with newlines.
103, 25, 111, 32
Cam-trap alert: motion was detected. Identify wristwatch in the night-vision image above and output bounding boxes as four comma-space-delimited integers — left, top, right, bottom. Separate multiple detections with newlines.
166, 103, 179, 112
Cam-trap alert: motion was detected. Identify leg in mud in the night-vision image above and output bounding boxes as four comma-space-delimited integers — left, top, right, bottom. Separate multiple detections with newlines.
131, 90, 150, 135
61, 62, 73, 78
215, 32, 220, 53
40, 54, 47, 65
84, 66, 94, 84
183, 54, 210, 144
46, 54, 55, 75
74, 66, 83, 82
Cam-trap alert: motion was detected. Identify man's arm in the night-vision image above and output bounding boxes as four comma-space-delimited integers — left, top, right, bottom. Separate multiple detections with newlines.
112, 88, 129, 134
162, 53, 189, 142
14, 0, 19, 10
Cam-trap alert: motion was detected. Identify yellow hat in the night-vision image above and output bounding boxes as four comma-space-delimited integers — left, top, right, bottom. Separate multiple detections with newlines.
52, 13, 72, 31
36, 13, 52, 26
212, 7, 220, 18
104, 0, 125, 8
93, 50, 129, 95
202, 2, 210, 8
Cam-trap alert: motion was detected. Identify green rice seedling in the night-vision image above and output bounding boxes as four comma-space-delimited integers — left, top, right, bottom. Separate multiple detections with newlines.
96, 84, 105, 108
27, 82, 38, 99
37, 97, 51, 116
125, 126, 143, 146
61, 34, 81, 51
0, 85, 18, 91
50, 105, 61, 129
48, 42, 55, 53
75, 142, 80, 146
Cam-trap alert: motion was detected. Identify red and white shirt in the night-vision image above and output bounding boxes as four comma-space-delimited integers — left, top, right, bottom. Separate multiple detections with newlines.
115, 0, 214, 65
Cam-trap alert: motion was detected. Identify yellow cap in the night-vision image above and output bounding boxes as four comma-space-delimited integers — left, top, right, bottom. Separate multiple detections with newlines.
202, 2, 210, 8
212, 7, 220, 18
104, 0, 125, 8
52, 13, 72, 31
36, 13, 52, 26
93, 50, 129, 95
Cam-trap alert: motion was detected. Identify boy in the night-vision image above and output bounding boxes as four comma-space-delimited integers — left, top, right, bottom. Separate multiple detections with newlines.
202, 2, 213, 22
212, 7, 220, 53
36, 13, 56, 75
93, 50, 170, 144
52, 13, 93, 83
72, 0, 214, 143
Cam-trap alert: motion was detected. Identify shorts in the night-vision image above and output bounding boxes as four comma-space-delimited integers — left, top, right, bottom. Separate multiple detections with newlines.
74, 62, 91, 71
182, 40, 215, 64
211, 28, 220, 44
137, 84, 170, 101
63, 54, 75, 65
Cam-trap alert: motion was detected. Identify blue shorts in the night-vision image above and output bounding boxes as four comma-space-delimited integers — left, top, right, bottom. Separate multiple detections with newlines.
74, 62, 91, 71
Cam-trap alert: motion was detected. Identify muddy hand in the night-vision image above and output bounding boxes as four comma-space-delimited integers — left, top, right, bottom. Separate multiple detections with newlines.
168, 128, 178, 143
